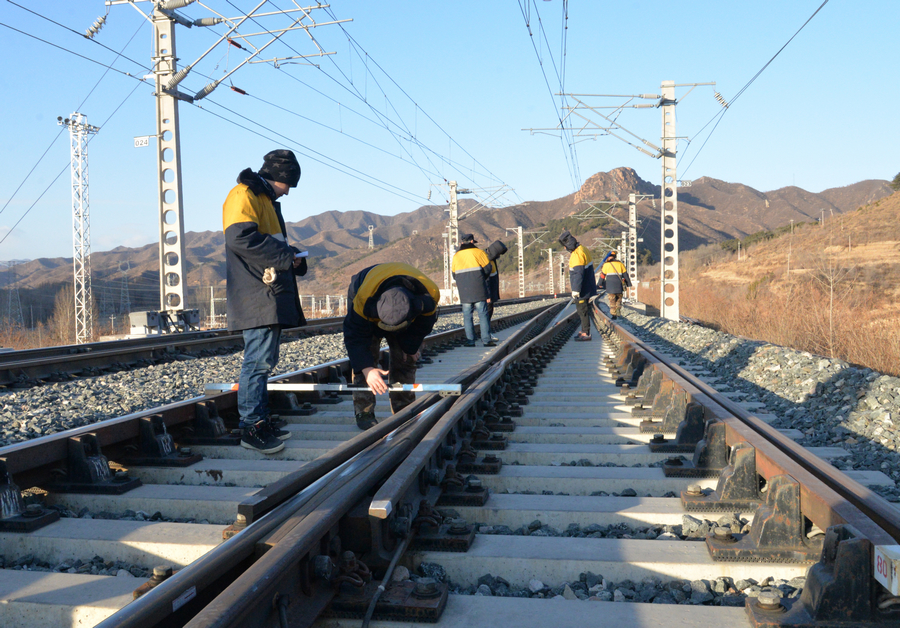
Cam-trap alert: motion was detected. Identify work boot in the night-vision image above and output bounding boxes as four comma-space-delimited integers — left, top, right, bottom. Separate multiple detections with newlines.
356, 411, 377, 430
611, 314, 618, 320
268, 416, 287, 429
463, 341, 477, 347
484, 340, 497, 347
574, 332, 592, 342
240, 421, 285, 454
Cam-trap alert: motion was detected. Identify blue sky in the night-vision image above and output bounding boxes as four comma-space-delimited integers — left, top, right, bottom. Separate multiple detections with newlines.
1, 0, 897, 261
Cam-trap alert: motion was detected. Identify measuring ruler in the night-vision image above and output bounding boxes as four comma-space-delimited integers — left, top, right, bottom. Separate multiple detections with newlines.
204, 383, 462, 397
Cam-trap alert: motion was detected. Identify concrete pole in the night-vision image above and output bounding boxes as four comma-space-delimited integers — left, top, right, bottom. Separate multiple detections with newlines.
659, 80, 680, 320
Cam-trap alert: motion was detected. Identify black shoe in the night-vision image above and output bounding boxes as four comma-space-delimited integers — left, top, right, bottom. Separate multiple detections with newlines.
268, 416, 287, 429
241, 422, 285, 454
483, 340, 497, 347
265, 424, 291, 441
463, 341, 477, 347
356, 412, 377, 430
489, 337, 499, 343
611, 315, 618, 320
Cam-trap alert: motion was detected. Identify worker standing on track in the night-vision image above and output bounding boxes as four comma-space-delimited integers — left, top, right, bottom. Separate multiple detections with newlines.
558, 229, 597, 341
343, 263, 440, 430
452, 233, 495, 347
483, 240, 508, 330
223, 149, 307, 455
599, 250, 632, 320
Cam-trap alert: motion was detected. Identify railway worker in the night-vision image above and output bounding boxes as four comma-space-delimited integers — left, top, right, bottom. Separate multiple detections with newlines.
599, 250, 632, 320
223, 149, 307, 455
343, 263, 440, 430
452, 233, 495, 348
558, 229, 597, 341
483, 240, 508, 327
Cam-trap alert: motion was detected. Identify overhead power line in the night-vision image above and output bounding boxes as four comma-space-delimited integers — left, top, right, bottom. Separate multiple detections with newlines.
679, 0, 831, 178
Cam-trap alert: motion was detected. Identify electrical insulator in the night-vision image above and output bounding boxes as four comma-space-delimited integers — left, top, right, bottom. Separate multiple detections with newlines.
427, 189, 432, 200
160, 0, 196, 9
228, 39, 245, 50
194, 82, 218, 101
230, 86, 247, 96
85, 15, 107, 39
193, 18, 223, 27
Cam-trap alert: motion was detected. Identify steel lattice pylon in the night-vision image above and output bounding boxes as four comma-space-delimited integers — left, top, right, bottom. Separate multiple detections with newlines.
59, 112, 99, 344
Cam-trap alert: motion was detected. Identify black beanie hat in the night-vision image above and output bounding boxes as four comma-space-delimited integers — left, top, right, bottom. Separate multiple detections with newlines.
259, 149, 301, 188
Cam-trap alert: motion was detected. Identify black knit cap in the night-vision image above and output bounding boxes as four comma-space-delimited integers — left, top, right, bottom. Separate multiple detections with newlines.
259, 149, 301, 188
558, 229, 578, 251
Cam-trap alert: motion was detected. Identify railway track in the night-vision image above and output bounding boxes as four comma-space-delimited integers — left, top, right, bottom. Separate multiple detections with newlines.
0, 297, 898, 627
0, 296, 553, 388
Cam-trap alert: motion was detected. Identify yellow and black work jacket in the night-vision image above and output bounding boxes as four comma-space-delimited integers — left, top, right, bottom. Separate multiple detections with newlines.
599, 259, 632, 295
222, 169, 306, 331
343, 263, 439, 373
451, 243, 492, 304
568, 245, 597, 298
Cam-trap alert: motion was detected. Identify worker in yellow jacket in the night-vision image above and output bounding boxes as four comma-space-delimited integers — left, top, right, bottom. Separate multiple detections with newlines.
599, 250, 632, 320
451, 234, 495, 347
558, 230, 597, 341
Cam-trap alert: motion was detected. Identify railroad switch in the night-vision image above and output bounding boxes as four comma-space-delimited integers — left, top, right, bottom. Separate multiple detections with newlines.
47, 434, 142, 495
179, 401, 240, 447
0, 458, 59, 532
682, 442, 761, 510
663, 421, 729, 477
120, 415, 203, 467
747, 525, 899, 627
707, 474, 824, 563
647, 402, 707, 449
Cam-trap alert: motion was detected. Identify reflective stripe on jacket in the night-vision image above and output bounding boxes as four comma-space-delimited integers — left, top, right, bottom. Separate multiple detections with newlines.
223, 169, 306, 331
568, 245, 596, 297
600, 260, 631, 294
451, 243, 491, 303
343, 263, 439, 372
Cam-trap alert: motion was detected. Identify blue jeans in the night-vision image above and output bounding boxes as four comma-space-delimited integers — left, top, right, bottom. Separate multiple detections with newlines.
462, 301, 491, 344
238, 325, 282, 428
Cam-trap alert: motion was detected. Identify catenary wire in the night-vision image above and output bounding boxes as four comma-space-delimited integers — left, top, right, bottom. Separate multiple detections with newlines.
678, 0, 830, 179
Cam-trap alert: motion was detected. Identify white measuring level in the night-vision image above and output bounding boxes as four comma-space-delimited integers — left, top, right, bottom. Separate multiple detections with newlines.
204, 382, 462, 397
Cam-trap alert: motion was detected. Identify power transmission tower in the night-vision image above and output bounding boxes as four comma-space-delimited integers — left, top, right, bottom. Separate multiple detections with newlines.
367, 225, 375, 250
543, 248, 554, 294
58, 112, 100, 344
4, 262, 24, 328
108, 1, 344, 326
627, 193, 652, 301
118, 262, 132, 315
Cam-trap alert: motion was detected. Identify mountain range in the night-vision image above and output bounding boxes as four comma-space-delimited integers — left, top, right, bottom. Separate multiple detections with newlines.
3, 168, 892, 316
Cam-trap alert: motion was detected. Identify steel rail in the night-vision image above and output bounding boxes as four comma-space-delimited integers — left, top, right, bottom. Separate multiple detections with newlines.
369, 310, 579, 521
0, 295, 557, 385
178, 304, 569, 628
93, 302, 564, 628
598, 304, 900, 544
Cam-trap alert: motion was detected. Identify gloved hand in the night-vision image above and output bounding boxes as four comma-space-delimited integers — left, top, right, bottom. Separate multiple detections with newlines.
262, 267, 277, 284
571, 291, 579, 299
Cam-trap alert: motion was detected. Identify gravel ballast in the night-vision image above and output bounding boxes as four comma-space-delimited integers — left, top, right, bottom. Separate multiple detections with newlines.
0, 300, 560, 447
619, 307, 900, 502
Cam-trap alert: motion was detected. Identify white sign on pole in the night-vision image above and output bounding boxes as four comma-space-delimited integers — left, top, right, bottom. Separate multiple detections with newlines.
133, 136, 151, 148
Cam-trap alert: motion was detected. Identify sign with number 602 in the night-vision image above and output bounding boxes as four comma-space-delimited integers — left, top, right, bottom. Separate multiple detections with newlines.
133, 136, 151, 148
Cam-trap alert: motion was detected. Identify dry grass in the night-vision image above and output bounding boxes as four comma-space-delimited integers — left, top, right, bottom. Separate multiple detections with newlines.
633, 191, 900, 375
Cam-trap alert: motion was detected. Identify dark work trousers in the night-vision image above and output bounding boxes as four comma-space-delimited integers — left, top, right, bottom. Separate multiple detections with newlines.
575, 298, 591, 333
486, 300, 494, 322
352, 335, 418, 416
